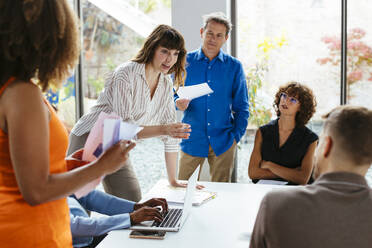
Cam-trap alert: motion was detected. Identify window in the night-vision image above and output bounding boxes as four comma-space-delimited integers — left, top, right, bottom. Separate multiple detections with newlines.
347, 1, 372, 108
80, 0, 171, 193
237, 0, 341, 183
348, 0, 372, 184
45, 0, 77, 133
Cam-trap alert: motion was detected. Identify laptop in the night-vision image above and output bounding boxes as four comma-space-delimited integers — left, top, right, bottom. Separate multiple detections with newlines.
130, 166, 200, 232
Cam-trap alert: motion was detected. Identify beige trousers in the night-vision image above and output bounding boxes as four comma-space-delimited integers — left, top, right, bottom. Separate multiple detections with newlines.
178, 141, 237, 182
67, 132, 142, 202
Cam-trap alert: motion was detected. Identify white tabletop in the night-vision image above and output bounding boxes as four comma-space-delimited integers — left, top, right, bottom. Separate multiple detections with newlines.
97, 180, 288, 248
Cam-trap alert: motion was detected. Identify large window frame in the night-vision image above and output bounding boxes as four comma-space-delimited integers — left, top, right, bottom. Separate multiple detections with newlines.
73, 0, 350, 117
340, 0, 347, 105
73, 0, 85, 121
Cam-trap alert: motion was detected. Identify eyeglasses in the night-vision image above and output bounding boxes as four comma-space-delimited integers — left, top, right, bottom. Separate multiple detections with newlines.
280, 93, 298, 105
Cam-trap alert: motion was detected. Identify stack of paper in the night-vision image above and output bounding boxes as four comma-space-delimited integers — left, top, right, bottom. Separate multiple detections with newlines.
75, 112, 143, 198
82, 112, 120, 162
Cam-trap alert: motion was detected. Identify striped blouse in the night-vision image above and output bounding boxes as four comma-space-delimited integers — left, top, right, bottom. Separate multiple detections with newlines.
71, 61, 180, 152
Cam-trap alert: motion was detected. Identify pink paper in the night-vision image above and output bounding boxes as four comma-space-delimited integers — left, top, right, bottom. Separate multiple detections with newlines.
76, 112, 120, 198
74, 177, 103, 198
75, 112, 142, 198
82, 112, 120, 162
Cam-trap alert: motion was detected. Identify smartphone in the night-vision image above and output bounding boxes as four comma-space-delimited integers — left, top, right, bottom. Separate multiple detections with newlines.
129, 230, 166, 240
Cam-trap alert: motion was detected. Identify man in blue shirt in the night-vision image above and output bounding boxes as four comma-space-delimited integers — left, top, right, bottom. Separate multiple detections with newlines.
68, 190, 167, 247
175, 12, 249, 182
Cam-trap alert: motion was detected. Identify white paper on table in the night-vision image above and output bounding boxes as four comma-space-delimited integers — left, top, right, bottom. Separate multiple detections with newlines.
256, 179, 288, 185
176, 83, 213, 100
145, 180, 217, 206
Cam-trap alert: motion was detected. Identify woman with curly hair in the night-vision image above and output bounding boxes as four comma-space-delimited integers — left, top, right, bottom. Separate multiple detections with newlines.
248, 82, 318, 185
0, 1, 139, 246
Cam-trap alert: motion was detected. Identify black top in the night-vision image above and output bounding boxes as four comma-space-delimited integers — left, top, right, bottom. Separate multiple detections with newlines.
257, 118, 318, 184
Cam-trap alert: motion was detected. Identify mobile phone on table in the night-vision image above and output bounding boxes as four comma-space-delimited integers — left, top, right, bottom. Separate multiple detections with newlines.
129, 230, 166, 240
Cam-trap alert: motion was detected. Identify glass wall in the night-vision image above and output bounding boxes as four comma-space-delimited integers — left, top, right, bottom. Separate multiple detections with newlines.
348, 0, 372, 184
44, 0, 77, 132
70, 1, 370, 188
347, 0, 372, 107
81, 0, 171, 114
237, 0, 341, 183
79, 0, 171, 194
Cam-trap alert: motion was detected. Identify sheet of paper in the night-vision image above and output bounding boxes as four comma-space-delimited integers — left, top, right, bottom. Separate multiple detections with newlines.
145, 180, 216, 206
119, 122, 143, 140
256, 179, 288, 185
77, 116, 143, 198
103, 119, 121, 151
103, 120, 143, 151
176, 83, 213, 100
76, 117, 120, 199
82, 112, 120, 162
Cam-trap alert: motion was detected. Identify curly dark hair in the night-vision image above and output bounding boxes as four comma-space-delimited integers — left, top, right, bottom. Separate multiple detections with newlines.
0, 0, 79, 91
273, 82, 317, 126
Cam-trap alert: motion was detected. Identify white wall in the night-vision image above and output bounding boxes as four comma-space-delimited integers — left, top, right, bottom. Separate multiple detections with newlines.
172, 0, 231, 53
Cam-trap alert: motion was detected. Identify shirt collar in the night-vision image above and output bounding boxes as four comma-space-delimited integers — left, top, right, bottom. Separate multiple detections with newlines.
314, 171, 369, 187
133, 61, 166, 84
196, 47, 225, 62
134, 62, 146, 76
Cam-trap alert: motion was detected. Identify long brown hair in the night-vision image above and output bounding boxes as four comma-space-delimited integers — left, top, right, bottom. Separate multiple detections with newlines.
133, 24, 186, 89
0, 0, 79, 91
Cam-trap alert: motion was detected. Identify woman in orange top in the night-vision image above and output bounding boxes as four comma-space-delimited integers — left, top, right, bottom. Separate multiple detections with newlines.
0, 1, 136, 247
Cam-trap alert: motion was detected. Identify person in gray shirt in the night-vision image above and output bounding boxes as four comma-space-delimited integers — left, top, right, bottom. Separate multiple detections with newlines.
250, 105, 372, 248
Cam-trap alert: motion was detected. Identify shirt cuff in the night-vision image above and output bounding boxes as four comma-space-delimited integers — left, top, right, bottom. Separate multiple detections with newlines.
164, 144, 180, 153
162, 136, 180, 153
128, 201, 135, 212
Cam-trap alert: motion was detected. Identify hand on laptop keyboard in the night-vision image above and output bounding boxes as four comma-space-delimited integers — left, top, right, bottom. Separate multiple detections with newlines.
134, 198, 168, 213
129, 207, 163, 224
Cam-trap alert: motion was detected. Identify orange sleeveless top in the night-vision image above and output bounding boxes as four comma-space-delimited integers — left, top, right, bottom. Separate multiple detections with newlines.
0, 78, 72, 247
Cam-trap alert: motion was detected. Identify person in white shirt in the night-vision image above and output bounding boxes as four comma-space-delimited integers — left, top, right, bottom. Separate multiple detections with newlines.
68, 25, 190, 201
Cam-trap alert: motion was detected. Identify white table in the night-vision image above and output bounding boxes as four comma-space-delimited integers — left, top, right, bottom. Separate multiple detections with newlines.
97, 180, 288, 248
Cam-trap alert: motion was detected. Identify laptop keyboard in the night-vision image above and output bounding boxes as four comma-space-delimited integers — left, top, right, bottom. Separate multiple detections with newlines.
152, 208, 183, 228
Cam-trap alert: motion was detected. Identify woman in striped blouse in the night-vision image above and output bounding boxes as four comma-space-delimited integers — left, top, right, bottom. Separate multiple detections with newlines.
68, 25, 191, 201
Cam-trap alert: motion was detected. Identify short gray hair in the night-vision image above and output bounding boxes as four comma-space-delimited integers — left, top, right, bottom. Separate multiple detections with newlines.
202, 12, 232, 35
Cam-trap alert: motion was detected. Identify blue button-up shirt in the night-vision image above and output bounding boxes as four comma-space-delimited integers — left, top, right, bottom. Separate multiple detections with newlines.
176, 48, 249, 157
68, 190, 135, 247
